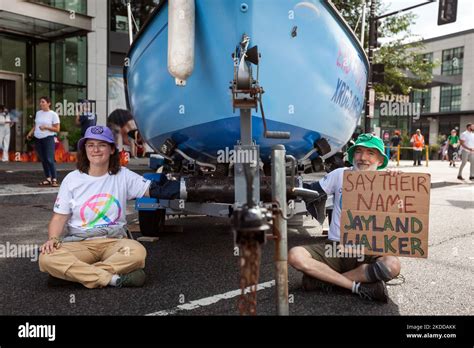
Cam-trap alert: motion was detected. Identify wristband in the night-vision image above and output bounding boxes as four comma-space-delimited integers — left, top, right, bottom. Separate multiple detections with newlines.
48, 236, 62, 247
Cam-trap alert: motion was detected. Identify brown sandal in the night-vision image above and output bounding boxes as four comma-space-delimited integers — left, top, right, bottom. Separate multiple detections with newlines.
51, 179, 60, 187
39, 179, 52, 186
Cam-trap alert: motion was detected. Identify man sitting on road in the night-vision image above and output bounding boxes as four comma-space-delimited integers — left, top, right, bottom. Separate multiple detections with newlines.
288, 134, 401, 303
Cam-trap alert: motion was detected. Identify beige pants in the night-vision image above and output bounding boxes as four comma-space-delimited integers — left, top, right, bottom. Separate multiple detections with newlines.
39, 238, 147, 289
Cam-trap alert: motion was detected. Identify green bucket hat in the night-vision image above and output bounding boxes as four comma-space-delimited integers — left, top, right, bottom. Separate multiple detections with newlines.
346, 133, 389, 170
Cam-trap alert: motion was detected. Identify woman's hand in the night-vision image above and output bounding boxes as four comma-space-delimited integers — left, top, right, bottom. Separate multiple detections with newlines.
39, 125, 47, 131
40, 238, 61, 255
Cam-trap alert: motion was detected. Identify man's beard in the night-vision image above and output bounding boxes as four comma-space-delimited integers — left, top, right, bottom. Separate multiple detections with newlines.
353, 162, 379, 171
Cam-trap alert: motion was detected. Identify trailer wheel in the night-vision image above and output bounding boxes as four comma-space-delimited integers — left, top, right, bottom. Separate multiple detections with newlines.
138, 209, 166, 237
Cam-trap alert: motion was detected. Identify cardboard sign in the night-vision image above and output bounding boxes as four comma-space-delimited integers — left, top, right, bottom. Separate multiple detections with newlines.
340, 171, 430, 258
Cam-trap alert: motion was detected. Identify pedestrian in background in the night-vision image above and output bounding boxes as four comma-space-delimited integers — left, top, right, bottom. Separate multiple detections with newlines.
75, 99, 97, 137
390, 130, 401, 161
447, 129, 460, 167
457, 123, 474, 180
26, 96, 60, 187
0, 104, 13, 162
410, 129, 425, 166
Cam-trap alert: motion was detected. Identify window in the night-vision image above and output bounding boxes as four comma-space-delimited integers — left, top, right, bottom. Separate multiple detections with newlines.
411, 89, 431, 113
440, 85, 462, 112
442, 47, 463, 75
51, 36, 87, 85
0, 37, 27, 74
420, 52, 433, 74
31, 0, 87, 15
110, 0, 160, 33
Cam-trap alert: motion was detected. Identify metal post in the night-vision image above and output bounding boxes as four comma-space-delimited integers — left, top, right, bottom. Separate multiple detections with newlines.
360, 1, 367, 46
272, 145, 289, 316
364, 0, 376, 133
240, 109, 252, 146
235, 108, 259, 205
397, 144, 400, 166
425, 145, 429, 167
127, 0, 134, 45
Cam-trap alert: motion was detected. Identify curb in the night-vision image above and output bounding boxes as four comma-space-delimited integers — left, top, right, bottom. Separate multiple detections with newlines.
0, 192, 58, 205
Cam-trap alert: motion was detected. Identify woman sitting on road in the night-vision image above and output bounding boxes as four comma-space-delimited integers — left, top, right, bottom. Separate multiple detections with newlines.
39, 126, 179, 288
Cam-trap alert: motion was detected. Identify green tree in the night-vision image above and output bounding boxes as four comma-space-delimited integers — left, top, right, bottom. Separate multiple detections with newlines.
331, 0, 436, 95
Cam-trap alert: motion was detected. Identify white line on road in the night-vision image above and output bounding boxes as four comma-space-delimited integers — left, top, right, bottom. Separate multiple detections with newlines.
146, 280, 275, 316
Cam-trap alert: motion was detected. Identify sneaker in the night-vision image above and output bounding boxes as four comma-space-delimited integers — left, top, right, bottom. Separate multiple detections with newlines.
301, 274, 334, 293
357, 281, 388, 303
117, 269, 146, 287
470, 177, 474, 180
457, 176, 464, 180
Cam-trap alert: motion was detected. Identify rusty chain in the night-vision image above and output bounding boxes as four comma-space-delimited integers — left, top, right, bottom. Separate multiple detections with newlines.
237, 238, 261, 315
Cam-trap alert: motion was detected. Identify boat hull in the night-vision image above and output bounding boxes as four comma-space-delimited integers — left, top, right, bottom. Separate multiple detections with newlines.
125, 0, 368, 163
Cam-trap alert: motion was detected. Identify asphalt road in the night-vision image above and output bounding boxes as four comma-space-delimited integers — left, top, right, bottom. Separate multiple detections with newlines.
0, 181, 472, 316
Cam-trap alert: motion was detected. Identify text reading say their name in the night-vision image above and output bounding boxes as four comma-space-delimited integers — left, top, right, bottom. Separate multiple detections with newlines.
340, 171, 430, 258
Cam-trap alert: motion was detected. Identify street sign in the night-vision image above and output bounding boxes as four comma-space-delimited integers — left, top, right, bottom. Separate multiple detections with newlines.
438, 0, 458, 25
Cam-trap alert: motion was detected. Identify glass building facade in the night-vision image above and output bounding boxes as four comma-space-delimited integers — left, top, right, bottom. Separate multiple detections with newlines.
29, 0, 87, 15
0, 33, 87, 145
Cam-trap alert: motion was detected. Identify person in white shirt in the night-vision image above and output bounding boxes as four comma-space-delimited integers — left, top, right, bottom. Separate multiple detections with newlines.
26, 97, 60, 186
457, 123, 474, 180
0, 105, 13, 162
288, 134, 401, 303
38, 125, 181, 288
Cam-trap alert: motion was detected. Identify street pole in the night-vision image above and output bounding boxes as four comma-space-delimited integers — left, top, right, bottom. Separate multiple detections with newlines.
364, 0, 376, 134
360, 1, 367, 46
127, 0, 134, 45
363, 0, 436, 134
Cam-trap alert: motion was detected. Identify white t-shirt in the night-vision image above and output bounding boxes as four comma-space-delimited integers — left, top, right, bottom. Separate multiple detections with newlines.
460, 130, 474, 152
319, 167, 353, 242
54, 167, 151, 233
34, 110, 60, 139
0, 113, 11, 126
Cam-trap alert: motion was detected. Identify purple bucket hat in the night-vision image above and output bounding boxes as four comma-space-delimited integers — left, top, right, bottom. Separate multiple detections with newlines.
78, 126, 116, 150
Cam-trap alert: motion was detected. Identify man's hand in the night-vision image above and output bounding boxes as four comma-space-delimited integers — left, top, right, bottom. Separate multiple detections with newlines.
386, 168, 403, 177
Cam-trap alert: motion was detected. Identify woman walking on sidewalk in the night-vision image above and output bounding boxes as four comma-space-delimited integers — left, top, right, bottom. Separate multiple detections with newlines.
26, 96, 60, 187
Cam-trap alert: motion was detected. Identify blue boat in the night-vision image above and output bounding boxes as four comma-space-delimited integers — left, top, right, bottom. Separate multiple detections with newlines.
124, 0, 368, 165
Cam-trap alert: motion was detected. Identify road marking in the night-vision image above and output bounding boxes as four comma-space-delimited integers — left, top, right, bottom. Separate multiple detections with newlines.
146, 280, 275, 316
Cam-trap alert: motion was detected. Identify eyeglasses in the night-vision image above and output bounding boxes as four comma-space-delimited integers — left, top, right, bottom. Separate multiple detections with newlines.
85, 143, 109, 151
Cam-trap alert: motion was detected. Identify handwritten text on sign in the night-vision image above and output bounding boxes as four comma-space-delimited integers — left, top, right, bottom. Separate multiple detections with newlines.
340, 171, 430, 258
